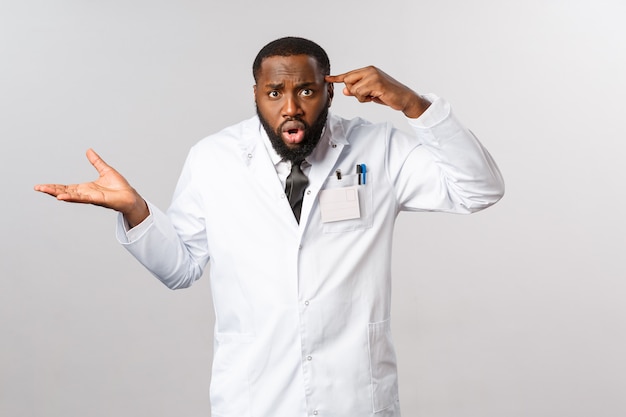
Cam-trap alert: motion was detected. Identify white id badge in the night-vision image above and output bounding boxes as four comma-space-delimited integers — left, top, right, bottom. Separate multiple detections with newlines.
319, 185, 361, 223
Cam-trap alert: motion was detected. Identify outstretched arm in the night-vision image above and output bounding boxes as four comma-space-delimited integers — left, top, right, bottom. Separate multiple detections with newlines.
34, 148, 149, 228
326, 66, 432, 118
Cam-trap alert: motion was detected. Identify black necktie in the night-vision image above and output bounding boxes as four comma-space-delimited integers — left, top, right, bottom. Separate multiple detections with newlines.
285, 159, 308, 223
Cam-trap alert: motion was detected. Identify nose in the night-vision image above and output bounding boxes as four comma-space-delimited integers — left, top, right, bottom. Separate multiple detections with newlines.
282, 94, 303, 118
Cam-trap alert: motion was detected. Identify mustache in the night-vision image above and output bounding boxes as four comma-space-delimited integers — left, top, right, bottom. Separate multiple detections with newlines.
280, 116, 307, 125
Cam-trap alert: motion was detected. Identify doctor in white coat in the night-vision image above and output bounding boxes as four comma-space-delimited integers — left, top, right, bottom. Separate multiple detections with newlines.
36, 37, 504, 417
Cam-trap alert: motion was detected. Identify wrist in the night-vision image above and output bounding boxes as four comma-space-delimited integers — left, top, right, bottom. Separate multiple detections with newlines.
123, 195, 149, 229
402, 93, 431, 119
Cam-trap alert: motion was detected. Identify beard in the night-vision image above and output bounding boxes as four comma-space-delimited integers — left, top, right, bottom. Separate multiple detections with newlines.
257, 105, 328, 162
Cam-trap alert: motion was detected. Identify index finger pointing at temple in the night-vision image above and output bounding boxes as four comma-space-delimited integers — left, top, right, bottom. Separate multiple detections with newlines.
326, 68, 369, 85
325, 74, 347, 83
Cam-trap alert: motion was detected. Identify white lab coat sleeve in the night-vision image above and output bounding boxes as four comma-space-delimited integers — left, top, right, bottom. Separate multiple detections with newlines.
116, 149, 209, 289
387, 95, 505, 213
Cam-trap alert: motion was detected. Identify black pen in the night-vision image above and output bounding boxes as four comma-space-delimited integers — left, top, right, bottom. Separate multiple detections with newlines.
356, 164, 362, 185
361, 164, 367, 185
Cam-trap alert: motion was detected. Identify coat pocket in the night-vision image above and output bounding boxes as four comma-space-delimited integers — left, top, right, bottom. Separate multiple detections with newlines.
210, 333, 255, 417
368, 319, 399, 413
321, 173, 373, 233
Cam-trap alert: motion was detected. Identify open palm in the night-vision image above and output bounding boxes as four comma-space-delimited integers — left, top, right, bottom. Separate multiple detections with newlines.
34, 149, 146, 220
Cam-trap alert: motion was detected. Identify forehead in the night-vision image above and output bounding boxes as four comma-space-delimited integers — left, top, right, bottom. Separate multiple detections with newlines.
257, 55, 325, 84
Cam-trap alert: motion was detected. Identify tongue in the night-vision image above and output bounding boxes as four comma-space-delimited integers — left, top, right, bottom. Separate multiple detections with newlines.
282, 129, 305, 144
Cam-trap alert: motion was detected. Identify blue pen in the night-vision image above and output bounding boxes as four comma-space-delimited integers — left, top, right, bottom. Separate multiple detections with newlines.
360, 163, 367, 185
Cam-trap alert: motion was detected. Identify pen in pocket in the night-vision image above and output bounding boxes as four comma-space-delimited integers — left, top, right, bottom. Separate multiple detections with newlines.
356, 163, 367, 185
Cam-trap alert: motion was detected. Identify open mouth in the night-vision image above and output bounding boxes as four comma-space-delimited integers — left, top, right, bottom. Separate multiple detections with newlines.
281, 120, 306, 144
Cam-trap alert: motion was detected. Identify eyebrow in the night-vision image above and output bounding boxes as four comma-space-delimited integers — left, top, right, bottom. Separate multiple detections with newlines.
264, 81, 317, 90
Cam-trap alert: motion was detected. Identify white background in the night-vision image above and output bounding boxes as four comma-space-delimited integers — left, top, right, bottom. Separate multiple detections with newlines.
1, 0, 625, 416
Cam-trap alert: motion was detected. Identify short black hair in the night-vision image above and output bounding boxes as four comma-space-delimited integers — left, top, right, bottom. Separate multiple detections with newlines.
252, 37, 331, 82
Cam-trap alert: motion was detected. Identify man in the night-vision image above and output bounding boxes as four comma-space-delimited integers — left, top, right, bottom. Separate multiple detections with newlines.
35, 37, 504, 417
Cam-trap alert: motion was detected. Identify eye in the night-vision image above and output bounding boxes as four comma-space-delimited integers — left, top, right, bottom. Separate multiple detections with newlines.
268, 91, 280, 98
301, 89, 313, 97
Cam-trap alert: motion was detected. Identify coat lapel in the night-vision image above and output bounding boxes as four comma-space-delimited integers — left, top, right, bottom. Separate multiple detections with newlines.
240, 118, 298, 226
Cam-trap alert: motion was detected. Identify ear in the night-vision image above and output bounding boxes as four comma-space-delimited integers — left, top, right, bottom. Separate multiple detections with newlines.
253, 84, 257, 95
326, 82, 334, 107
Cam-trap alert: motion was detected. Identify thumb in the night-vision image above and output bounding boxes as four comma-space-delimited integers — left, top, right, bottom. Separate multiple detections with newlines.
86, 148, 114, 177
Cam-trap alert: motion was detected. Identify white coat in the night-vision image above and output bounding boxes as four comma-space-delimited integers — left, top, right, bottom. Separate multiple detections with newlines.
117, 97, 504, 417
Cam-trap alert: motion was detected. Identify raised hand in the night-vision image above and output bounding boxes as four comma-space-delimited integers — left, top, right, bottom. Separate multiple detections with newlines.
34, 149, 149, 227
325, 66, 431, 118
